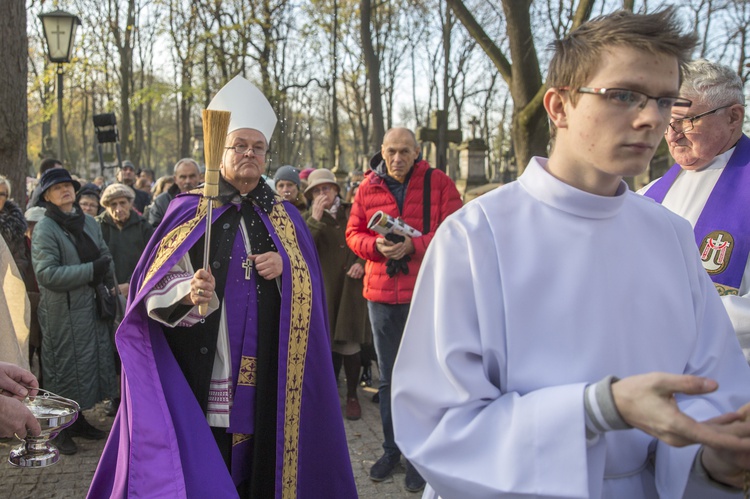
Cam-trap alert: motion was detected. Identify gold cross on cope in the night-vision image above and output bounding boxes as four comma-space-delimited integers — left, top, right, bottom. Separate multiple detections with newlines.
242, 256, 253, 280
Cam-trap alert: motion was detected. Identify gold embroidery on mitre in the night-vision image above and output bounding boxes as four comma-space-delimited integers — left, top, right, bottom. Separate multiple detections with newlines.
237, 356, 257, 386
232, 433, 253, 446
715, 283, 740, 296
267, 202, 312, 499
699, 230, 734, 275
142, 197, 210, 288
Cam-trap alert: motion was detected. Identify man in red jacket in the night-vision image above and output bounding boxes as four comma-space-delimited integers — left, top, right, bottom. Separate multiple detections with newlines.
346, 127, 462, 492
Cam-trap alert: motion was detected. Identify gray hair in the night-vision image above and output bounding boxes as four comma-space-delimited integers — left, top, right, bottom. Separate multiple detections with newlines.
173, 158, 200, 175
0, 175, 10, 197
680, 59, 746, 108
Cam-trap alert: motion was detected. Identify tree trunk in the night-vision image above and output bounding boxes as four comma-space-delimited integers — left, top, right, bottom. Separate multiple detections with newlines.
360, 0, 384, 152
330, 0, 342, 172
0, 0, 28, 204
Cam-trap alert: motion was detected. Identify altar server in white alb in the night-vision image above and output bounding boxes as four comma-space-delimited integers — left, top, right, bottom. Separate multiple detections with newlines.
392, 8, 750, 499
639, 59, 750, 362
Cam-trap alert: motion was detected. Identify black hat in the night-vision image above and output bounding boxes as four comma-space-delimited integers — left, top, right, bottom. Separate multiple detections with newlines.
77, 182, 101, 200
38, 168, 81, 199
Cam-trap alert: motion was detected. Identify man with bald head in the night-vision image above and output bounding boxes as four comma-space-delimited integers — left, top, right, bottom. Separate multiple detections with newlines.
146, 158, 201, 227
90, 76, 356, 498
346, 127, 462, 492
641, 59, 750, 362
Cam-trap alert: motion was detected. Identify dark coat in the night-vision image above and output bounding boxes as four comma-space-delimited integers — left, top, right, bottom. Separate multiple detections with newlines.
97, 209, 154, 285
305, 201, 370, 345
0, 200, 30, 282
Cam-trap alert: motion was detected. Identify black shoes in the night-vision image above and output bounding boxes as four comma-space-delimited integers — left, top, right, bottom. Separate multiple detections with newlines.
359, 366, 372, 387
54, 429, 78, 455
404, 461, 426, 493
369, 453, 400, 481
67, 414, 107, 440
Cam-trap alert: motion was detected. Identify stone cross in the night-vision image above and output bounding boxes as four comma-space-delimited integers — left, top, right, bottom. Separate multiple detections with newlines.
417, 110, 463, 172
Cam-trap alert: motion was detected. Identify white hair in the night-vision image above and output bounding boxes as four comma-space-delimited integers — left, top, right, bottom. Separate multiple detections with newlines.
0, 175, 11, 197
680, 59, 746, 108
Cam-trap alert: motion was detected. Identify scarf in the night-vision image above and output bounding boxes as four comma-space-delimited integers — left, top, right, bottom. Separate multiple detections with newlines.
45, 203, 101, 264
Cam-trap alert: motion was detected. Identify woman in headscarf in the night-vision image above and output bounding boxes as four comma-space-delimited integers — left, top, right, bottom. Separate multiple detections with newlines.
303, 169, 370, 421
31, 168, 117, 455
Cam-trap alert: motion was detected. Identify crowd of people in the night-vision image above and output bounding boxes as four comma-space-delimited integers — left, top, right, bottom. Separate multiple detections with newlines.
3, 7, 750, 499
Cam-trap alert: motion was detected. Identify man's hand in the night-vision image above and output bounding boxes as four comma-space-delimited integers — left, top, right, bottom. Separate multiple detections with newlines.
251, 252, 283, 280
0, 396, 41, 439
181, 269, 215, 306
0, 362, 38, 400
700, 404, 750, 488
376, 236, 414, 260
612, 373, 750, 450
0, 362, 41, 439
347, 262, 365, 279
118, 282, 129, 296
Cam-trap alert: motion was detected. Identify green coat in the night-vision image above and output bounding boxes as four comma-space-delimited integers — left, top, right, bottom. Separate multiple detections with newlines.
31, 213, 117, 409
305, 202, 370, 345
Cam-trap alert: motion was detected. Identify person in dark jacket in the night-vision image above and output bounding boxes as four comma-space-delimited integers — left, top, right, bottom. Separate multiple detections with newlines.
0, 175, 30, 282
146, 158, 200, 227
32, 168, 117, 455
346, 127, 462, 492
117, 160, 150, 213
97, 184, 154, 296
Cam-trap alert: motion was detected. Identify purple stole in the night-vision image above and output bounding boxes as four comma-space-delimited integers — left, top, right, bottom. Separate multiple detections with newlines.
644, 134, 750, 295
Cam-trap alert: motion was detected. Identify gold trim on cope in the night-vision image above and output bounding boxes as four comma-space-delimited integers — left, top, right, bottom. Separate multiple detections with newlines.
142, 197, 210, 288
268, 202, 312, 499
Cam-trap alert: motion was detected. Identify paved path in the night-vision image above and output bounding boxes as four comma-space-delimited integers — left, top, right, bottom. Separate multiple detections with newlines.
0, 380, 417, 498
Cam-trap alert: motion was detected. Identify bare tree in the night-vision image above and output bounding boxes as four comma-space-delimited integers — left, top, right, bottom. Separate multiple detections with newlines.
445, 0, 595, 171
0, 0, 28, 202
361, 0, 385, 151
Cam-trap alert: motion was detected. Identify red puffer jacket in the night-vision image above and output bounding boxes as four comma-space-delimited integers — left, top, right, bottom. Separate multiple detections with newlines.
346, 159, 462, 304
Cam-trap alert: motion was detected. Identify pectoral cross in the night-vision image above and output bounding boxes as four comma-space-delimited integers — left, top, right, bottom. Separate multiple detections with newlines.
242, 256, 253, 280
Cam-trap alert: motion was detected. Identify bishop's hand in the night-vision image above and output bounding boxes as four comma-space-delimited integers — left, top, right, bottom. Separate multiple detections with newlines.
183, 268, 215, 306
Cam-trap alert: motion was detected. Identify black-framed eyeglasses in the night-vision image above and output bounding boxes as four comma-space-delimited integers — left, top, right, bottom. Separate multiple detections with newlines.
559, 87, 692, 114
666, 104, 733, 134
225, 145, 267, 156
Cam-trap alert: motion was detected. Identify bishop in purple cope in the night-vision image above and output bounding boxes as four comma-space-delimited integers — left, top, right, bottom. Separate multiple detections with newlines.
88, 76, 357, 498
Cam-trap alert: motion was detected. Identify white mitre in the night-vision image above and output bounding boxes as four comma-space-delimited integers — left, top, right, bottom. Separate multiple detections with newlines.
207, 75, 277, 143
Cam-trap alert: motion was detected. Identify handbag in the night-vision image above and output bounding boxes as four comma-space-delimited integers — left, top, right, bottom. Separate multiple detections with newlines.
94, 283, 117, 321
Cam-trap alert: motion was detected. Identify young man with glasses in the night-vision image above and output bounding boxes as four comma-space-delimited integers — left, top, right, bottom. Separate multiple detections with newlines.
392, 9, 750, 498
641, 60, 750, 366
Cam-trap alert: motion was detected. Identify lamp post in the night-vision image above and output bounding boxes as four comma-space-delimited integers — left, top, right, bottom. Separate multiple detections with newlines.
39, 10, 81, 162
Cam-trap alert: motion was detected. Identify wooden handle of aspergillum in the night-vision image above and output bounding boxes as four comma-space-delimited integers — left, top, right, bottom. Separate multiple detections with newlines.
198, 109, 231, 316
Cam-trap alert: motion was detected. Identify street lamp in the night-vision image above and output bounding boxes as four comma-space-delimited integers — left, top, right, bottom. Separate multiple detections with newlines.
38, 10, 81, 161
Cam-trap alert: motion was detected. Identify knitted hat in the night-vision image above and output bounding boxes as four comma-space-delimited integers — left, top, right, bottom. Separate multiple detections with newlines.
304, 169, 339, 199
100, 183, 135, 207
38, 168, 81, 198
273, 165, 301, 188
299, 168, 315, 180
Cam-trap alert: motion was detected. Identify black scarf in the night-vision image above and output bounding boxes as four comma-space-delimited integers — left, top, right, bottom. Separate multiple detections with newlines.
44, 203, 101, 264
